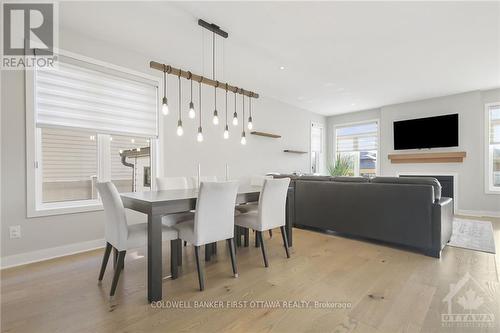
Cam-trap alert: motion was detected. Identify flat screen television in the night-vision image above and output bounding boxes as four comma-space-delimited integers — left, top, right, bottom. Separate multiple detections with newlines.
393, 114, 458, 150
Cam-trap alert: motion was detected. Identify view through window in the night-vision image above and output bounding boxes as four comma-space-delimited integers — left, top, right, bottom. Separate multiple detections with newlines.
334, 121, 378, 177
488, 104, 500, 192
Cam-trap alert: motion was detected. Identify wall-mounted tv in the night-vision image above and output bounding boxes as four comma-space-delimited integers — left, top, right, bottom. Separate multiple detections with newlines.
393, 114, 459, 150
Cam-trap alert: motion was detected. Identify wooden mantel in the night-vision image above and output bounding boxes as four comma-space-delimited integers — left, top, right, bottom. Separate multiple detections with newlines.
388, 151, 467, 164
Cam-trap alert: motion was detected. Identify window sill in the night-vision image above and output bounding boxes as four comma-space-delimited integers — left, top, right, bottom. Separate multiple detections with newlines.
485, 189, 500, 195
28, 200, 103, 218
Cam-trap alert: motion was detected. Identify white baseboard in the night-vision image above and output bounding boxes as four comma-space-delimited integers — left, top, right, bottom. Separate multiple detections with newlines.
0, 238, 105, 269
456, 209, 500, 218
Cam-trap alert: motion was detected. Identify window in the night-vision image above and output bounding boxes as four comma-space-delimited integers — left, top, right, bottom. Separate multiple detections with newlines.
334, 120, 379, 177
27, 51, 159, 216
486, 103, 500, 193
310, 122, 324, 174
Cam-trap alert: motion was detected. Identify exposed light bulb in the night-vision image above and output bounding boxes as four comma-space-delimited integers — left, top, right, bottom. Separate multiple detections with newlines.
188, 102, 196, 119
232, 112, 238, 126
131, 138, 135, 143
241, 132, 246, 145
89, 135, 95, 141
136, 147, 141, 152
162, 97, 169, 115
223, 125, 229, 139
119, 149, 123, 154
212, 110, 219, 125
197, 127, 204, 142
247, 116, 253, 130
176, 120, 183, 136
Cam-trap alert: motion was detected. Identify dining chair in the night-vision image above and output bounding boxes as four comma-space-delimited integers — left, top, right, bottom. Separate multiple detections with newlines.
189, 176, 218, 189
235, 178, 291, 267
235, 175, 274, 245
173, 181, 239, 291
156, 177, 194, 227
96, 182, 180, 298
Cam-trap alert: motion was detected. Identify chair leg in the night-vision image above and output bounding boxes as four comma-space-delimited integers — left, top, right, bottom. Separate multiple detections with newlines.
170, 240, 178, 279
205, 243, 212, 262
258, 231, 269, 267
110, 250, 126, 297
235, 226, 242, 247
255, 230, 260, 248
177, 239, 183, 266
194, 246, 205, 291
269, 229, 273, 238
227, 238, 238, 277
98, 242, 112, 281
244, 228, 249, 247
280, 226, 291, 258
184, 241, 187, 247
113, 248, 118, 269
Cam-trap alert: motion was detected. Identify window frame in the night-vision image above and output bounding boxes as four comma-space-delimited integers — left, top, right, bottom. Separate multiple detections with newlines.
26, 49, 161, 217
485, 102, 500, 194
310, 121, 324, 174
332, 119, 380, 177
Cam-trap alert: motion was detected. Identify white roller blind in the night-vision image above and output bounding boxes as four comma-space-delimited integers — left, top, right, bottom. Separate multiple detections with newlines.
336, 121, 378, 152
311, 126, 322, 152
490, 104, 500, 145
35, 59, 158, 137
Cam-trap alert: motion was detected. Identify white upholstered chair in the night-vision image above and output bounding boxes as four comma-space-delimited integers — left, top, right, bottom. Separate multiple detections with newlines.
96, 182, 179, 298
235, 178, 291, 267
189, 176, 218, 189
173, 181, 239, 291
156, 177, 194, 227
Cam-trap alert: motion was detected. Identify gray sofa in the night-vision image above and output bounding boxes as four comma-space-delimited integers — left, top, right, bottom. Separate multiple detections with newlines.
292, 176, 453, 258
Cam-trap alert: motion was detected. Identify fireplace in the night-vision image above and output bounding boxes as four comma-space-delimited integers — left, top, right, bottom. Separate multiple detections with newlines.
400, 174, 456, 212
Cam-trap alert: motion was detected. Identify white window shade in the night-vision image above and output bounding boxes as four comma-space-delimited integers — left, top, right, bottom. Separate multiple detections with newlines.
35, 60, 158, 137
311, 126, 322, 152
490, 105, 500, 144
336, 122, 378, 152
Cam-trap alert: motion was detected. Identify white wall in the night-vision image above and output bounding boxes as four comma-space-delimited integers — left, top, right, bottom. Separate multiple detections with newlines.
327, 90, 500, 216
0, 29, 325, 267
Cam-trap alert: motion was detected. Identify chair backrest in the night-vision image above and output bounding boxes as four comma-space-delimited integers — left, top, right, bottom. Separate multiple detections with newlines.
156, 177, 189, 190
193, 181, 239, 246
258, 178, 291, 229
96, 182, 128, 250
250, 175, 273, 186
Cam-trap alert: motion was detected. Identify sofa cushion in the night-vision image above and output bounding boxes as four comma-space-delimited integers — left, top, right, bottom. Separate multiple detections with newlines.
298, 175, 335, 181
371, 176, 441, 200
332, 176, 370, 183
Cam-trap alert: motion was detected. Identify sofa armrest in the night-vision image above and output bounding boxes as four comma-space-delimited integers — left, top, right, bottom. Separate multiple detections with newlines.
429, 197, 453, 258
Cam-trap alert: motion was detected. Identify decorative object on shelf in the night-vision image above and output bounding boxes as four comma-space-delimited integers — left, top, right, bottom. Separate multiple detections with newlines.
388, 151, 467, 164
283, 150, 307, 154
150, 19, 258, 143
250, 131, 281, 138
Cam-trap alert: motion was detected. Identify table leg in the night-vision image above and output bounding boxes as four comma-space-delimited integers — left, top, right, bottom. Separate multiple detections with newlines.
147, 213, 162, 302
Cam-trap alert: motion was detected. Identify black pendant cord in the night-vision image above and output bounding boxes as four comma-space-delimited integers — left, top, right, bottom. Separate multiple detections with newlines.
242, 94, 245, 132
213, 31, 217, 114
234, 91, 237, 118
163, 69, 167, 98
190, 78, 193, 104
225, 85, 228, 126
249, 97, 252, 118
199, 81, 202, 126
178, 73, 182, 121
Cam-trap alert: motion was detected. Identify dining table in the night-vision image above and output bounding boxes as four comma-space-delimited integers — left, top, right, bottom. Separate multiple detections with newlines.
121, 184, 294, 302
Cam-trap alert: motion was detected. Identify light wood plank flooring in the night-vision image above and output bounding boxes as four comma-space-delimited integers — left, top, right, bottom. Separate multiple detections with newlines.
1, 216, 499, 333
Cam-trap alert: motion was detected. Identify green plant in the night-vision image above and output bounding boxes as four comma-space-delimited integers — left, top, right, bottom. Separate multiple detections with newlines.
328, 154, 354, 176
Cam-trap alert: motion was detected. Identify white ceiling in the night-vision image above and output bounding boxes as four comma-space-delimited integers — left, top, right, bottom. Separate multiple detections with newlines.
60, 1, 500, 116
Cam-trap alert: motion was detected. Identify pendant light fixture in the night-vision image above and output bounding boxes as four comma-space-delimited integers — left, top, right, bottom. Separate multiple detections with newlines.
161, 65, 169, 115
241, 92, 246, 145
224, 84, 229, 139
176, 72, 183, 136
247, 95, 253, 130
197, 80, 204, 142
232, 90, 238, 126
188, 72, 195, 119
211, 31, 219, 126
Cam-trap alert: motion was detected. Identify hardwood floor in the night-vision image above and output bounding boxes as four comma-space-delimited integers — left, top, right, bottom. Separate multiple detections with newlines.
1, 216, 499, 333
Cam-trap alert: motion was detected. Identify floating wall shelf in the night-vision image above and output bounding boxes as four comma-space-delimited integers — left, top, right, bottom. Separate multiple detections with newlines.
250, 131, 281, 138
284, 150, 307, 154
388, 151, 467, 164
